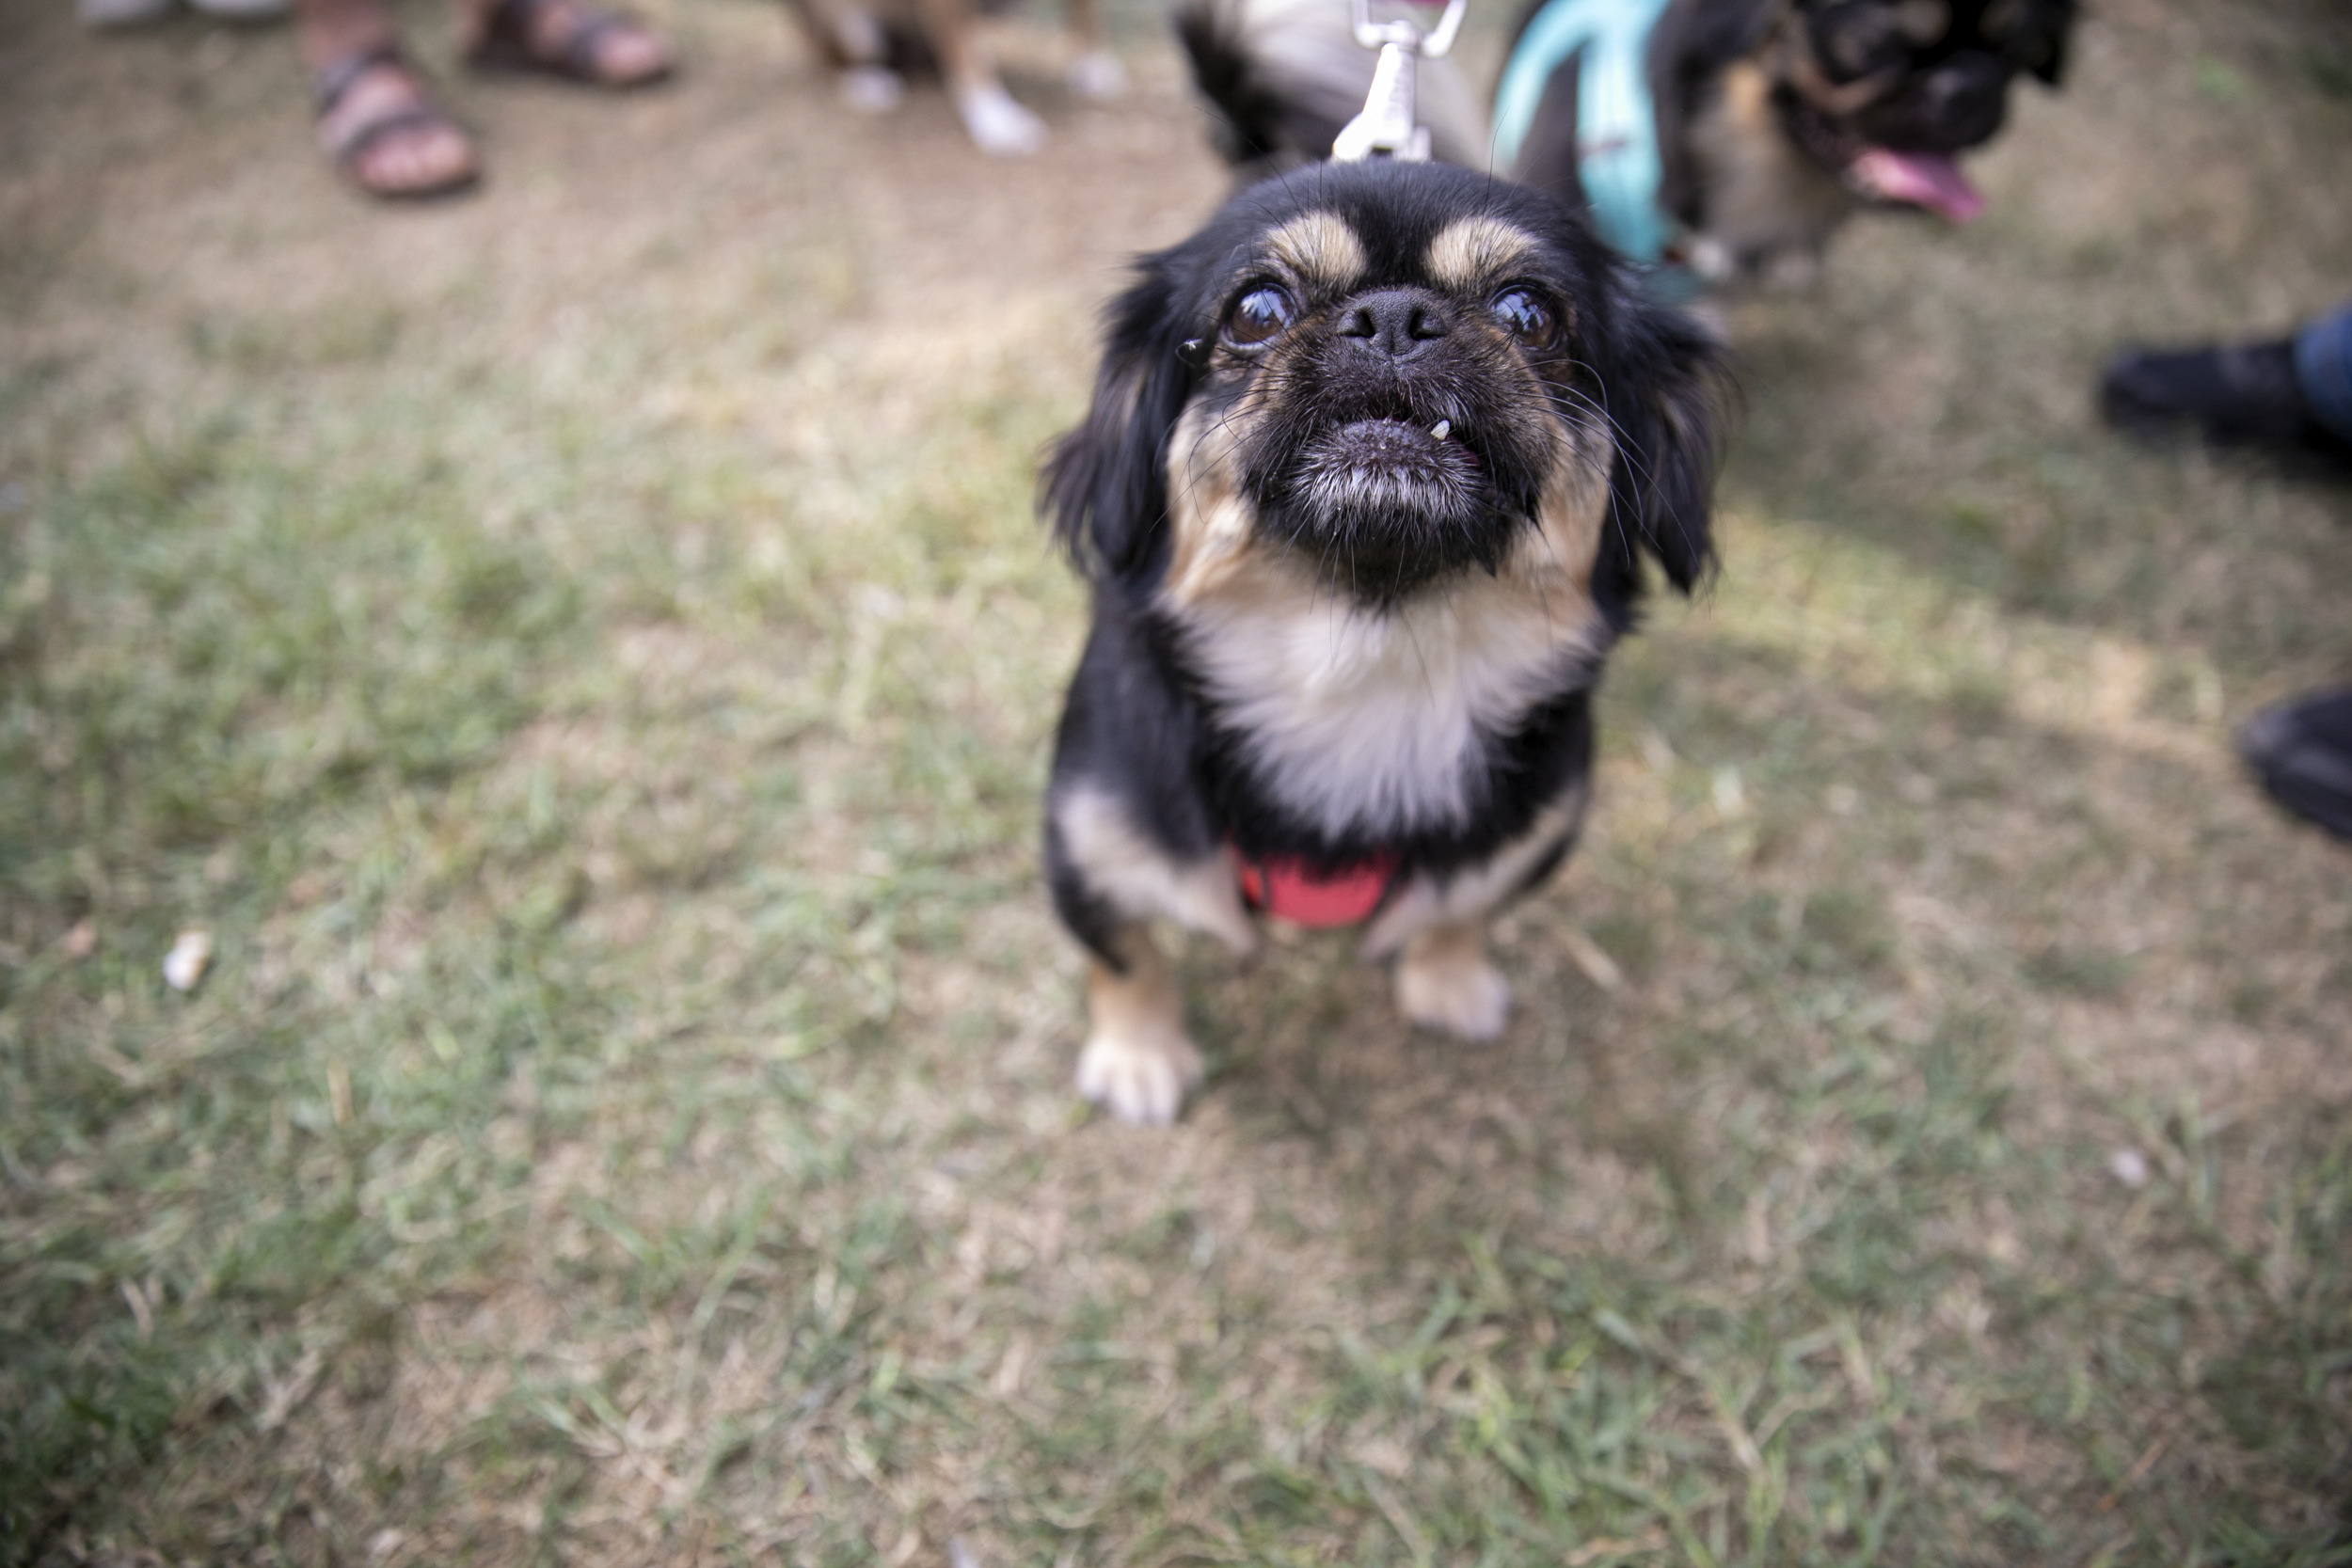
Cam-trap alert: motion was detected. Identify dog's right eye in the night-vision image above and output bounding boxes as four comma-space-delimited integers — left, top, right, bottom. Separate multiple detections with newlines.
1489, 287, 1560, 351
1226, 286, 1297, 346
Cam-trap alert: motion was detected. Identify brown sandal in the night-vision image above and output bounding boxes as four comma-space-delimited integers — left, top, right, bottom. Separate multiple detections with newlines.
313, 45, 481, 200
466, 0, 673, 87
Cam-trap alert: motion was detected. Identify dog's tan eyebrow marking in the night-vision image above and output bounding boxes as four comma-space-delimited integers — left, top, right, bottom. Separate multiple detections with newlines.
1425, 216, 1539, 290
1264, 212, 1368, 290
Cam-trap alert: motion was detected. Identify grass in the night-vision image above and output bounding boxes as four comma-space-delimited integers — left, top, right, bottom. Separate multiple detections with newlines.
4, 0, 2351, 1560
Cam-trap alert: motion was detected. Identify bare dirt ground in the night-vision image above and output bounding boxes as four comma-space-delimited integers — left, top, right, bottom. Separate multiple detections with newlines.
3, 0, 2350, 1561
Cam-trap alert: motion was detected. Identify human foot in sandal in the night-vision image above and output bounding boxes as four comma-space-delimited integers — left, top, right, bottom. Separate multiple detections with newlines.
466, 0, 672, 87
313, 45, 481, 199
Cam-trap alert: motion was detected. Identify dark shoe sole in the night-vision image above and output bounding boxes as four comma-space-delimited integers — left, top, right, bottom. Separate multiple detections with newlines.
2237, 689, 2352, 843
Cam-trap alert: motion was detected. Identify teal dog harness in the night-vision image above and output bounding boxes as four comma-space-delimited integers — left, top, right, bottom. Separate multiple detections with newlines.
1490, 0, 1679, 266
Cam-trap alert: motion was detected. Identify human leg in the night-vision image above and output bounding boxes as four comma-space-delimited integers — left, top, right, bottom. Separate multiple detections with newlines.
2237, 689, 2352, 843
464, 0, 672, 87
2290, 304, 2352, 444
2100, 302, 2352, 469
298, 0, 480, 198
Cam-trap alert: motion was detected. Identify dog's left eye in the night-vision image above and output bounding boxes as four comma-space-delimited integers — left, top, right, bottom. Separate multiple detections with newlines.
1489, 288, 1559, 350
1226, 286, 1298, 346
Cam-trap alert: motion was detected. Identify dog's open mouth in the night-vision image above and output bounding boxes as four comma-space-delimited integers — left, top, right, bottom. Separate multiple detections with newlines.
1301, 418, 1485, 510
1262, 416, 1513, 597
1785, 102, 1986, 223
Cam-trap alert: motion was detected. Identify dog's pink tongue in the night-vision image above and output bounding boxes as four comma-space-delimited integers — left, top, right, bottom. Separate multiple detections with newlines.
1850, 148, 1985, 222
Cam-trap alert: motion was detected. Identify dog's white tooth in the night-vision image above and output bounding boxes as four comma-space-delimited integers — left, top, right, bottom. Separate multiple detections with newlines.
1431, 420, 1451, 440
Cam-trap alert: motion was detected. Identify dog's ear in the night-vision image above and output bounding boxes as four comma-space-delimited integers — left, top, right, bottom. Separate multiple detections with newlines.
1980, 0, 2073, 85
1603, 290, 1734, 594
2022, 0, 2074, 85
1647, 0, 1784, 232
1041, 255, 1200, 583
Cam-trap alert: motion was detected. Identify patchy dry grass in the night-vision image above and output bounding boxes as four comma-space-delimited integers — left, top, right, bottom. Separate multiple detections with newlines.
4, 0, 2350, 1561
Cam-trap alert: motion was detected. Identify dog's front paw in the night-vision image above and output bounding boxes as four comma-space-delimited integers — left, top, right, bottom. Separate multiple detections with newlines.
954, 83, 1048, 156
1065, 48, 1126, 101
840, 65, 905, 114
1076, 1025, 1201, 1126
1396, 930, 1511, 1041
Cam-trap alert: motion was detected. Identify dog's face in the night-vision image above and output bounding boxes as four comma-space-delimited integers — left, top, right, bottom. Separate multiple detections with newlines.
1204, 208, 1596, 603
1773, 0, 2074, 215
1046, 162, 1724, 616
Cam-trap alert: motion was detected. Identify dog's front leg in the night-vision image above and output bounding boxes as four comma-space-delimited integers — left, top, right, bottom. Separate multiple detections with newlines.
787, 0, 908, 111
1076, 924, 1200, 1126
915, 0, 1049, 154
1060, 0, 1124, 100
1362, 792, 1588, 1044
1393, 919, 1511, 1041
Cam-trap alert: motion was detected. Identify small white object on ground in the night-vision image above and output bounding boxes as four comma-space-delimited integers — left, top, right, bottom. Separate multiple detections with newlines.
2109, 1148, 2150, 1189
955, 83, 1048, 156
1065, 48, 1126, 102
163, 929, 212, 992
1713, 766, 1746, 816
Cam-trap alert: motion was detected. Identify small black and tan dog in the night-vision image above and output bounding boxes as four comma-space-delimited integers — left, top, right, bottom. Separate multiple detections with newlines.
1499, 0, 2076, 282
1180, 0, 2075, 283
1041, 160, 1729, 1123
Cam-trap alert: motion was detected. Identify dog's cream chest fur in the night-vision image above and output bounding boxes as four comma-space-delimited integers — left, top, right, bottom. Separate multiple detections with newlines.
1168, 555, 1603, 838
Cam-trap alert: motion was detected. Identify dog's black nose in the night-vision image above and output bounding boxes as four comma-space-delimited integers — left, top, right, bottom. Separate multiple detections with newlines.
1918, 54, 2009, 145
1338, 289, 1452, 361
1862, 49, 2010, 150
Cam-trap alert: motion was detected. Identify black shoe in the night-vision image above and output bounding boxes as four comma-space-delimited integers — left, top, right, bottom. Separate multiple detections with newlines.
2237, 689, 2352, 843
2101, 338, 2352, 473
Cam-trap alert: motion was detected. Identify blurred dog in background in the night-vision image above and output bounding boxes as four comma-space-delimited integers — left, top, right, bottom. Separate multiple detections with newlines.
1040, 160, 1728, 1124
1496, 0, 2075, 283
788, 0, 1124, 154
1176, 0, 1492, 176
1179, 0, 2075, 283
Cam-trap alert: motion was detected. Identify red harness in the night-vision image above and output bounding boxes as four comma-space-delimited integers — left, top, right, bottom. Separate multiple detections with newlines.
1232, 847, 1400, 927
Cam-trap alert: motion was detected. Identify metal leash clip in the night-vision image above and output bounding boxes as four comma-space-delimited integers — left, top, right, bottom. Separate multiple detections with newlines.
1329, 0, 1468, 163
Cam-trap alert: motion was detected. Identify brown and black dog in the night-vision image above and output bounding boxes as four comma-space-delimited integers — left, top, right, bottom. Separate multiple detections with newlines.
1040, 159, 1730, 1122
